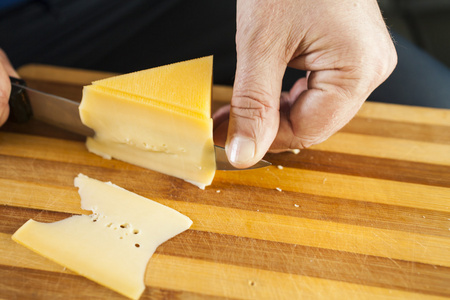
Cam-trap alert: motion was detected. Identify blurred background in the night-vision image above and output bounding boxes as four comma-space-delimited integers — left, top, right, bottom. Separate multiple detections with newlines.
1, 0, 449, 107
378, 0, 450, 68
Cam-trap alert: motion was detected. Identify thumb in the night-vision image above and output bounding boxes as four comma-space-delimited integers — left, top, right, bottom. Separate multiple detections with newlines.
226, 48, 286, 169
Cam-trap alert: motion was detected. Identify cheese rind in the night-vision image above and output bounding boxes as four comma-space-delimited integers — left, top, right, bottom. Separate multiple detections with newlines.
79, 56, 216, 188
12, 174, 193, 299
92, 56, 212, 117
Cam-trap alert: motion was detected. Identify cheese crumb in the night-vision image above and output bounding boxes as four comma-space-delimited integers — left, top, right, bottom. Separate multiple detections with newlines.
277, 165, 284, 170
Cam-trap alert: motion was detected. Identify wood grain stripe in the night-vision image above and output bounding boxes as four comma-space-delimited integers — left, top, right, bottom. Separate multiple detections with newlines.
2, 178, 449, 267
1, 132, 449, 213
3, 63, 446, 300
177, 202, 450, 268
311, 132, 450, 166
3, 206, 450, 297
266, 150, 450, 187
3, 130, 450, 170
147, 254, 448, 300
18, 64, 116, 85
357, 102, 450, 127
164, 231, 450, 297
17, 64, 450, 128
342, 117, 450, 144
1, 233, 446, 300
0, 206, 71, 235
2, 156, 450, 238
215, 167, 450, 213
0, 265, 225, 300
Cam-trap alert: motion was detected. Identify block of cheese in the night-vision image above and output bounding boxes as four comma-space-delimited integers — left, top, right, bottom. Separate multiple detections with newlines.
12, 174, 193, 300
79, 56, 216, 189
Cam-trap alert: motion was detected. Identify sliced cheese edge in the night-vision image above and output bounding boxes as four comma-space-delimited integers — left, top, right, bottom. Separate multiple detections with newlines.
12, 173, 193, 300
79, 56, 216, 189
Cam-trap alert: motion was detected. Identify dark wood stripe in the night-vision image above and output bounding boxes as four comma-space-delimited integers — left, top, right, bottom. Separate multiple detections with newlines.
1, 120, 86, 142
0, 205, 71, 235
342, 116, 450, 144
0, 265, 225, 300
26, 80, 84, 103
265, 149, 450, 187
2, 156, 449, 238
3, 205, 449, 297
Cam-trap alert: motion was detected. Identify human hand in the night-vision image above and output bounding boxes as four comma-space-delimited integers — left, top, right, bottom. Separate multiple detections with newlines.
0, 49, 19, 126
213, 0, 397, 168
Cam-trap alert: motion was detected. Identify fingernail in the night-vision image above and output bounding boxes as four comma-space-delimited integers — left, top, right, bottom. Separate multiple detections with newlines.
226, 136, 256, 165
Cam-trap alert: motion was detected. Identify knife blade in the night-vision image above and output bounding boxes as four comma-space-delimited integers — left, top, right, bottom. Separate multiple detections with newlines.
8, 77, 271, 171
9, 77, 95, 137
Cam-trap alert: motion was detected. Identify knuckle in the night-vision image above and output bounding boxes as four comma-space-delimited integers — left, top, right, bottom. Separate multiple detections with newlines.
231, 88, 277, 122
369, 38, 398, 84
289, 135, 322, 150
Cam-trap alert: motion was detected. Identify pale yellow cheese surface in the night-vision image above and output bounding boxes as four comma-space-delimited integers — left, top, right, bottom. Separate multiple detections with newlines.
12, 174, 193, 300
79, 56, 216, 189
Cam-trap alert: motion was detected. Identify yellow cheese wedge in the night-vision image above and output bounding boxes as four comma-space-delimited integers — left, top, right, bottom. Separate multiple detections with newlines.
79, 56, 216, 189
12, 174, 193, 300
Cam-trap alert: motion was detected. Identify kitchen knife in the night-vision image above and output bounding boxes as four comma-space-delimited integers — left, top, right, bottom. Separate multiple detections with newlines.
8, 77, 271, 171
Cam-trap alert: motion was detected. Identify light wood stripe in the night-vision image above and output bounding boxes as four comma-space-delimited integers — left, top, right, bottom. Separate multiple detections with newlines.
1, 132, 449, 213
311, 132, 450, 166
1, 178, 449, 267
0, 179, 84, 215
18, 64, 117, 86
3, 127, 450, 171
0, 132, 144, 171
5, 205, 450, 296
147, 254, 447, 300
357, 102, 450, 127
342, 117, 450, 144
3, 206, 450, 296
0, 132, 104, 167
0, 233, 445, 300
215, 167, 450, 213
0, 233, 71, 274
173, 201, 450, 268
2, 159, 448, 239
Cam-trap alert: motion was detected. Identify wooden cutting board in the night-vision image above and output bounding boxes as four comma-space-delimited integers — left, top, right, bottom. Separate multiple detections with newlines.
1, 64, 450, 299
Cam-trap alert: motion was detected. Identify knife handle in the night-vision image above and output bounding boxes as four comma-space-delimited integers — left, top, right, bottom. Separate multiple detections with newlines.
8, 76, 33, 123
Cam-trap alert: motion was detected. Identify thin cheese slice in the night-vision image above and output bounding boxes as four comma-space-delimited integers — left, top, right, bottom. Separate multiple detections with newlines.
79, 56, 216, 189
12, 174, 193, 300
